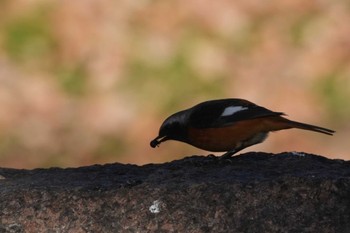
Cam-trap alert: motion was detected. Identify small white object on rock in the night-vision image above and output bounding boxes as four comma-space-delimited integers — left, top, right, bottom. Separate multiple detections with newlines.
149, 200, 162, 214
291, 151, 305, 157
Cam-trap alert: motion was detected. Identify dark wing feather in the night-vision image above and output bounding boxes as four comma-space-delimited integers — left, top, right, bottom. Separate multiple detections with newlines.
188, 99, 284, 128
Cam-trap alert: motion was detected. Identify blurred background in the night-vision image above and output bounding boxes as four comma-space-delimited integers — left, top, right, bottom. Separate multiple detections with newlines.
0, 0, 349, 168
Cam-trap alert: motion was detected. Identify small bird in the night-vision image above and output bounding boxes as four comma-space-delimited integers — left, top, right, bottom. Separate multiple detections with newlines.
150, 98, 335, 157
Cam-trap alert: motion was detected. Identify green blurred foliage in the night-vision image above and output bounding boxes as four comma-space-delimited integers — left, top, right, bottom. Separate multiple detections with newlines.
93, 136, 128, 160
317, 70, 350, 121
124, 43, 225, 112
230, 20, 264, 54
4, 7, 56, 63
290, 13, 319, 47
0, 0, 7, 7
3, 5, 87, 97
56, 65, 88, 96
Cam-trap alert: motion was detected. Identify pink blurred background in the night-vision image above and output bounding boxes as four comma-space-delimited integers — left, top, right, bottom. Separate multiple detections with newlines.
0, 0, 349, 168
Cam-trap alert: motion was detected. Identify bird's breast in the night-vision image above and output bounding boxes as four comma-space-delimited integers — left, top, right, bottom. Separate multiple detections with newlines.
186, 117, 281, 152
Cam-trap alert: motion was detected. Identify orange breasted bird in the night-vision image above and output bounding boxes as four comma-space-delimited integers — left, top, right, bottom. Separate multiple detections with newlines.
150, 98, 335, 157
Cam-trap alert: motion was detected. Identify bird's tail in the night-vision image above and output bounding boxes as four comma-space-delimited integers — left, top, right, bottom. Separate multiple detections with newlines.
277, 117, 335, 136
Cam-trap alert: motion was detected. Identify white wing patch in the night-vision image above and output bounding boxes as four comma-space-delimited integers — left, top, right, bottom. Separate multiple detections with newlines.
221, 106, 248, 117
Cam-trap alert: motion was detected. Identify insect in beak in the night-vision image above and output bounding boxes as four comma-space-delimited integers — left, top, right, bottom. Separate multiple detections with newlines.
150, 136, 168, 148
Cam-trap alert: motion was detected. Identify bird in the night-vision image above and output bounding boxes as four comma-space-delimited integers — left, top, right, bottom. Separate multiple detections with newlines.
150, 98, 335, 158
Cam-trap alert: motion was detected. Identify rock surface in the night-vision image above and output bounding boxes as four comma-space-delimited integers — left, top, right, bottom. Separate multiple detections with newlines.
0, 152, 349, 233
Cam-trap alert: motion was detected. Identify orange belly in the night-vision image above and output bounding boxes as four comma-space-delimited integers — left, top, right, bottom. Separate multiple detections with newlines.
186, 117, 290, 152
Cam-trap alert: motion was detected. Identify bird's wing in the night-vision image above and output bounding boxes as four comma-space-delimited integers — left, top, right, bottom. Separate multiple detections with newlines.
188, 99, 284, 128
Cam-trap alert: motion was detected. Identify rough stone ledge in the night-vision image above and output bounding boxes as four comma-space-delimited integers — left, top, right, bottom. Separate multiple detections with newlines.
0, 152, 349, 233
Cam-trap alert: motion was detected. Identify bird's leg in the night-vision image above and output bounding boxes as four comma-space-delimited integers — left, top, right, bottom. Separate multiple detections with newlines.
220, 132, 269, 159
220, 145, 245, 159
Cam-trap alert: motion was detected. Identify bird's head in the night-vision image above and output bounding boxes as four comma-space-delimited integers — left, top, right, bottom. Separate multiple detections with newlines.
150, 110, 189, 148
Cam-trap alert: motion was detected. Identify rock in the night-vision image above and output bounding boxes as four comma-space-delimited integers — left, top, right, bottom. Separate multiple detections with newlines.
0, 152, 349, 233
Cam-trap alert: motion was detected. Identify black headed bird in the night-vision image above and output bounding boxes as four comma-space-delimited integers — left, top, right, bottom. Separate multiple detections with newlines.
150, 98, 335, 157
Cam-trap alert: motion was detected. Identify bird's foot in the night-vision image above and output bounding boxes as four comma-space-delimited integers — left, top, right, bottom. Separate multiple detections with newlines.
207, 154, 217, 159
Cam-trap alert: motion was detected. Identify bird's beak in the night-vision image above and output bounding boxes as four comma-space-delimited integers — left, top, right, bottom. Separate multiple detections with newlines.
150, 135, 168, 148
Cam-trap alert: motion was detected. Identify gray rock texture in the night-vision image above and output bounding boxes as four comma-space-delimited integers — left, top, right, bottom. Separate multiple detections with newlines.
0, 152, 349, 233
